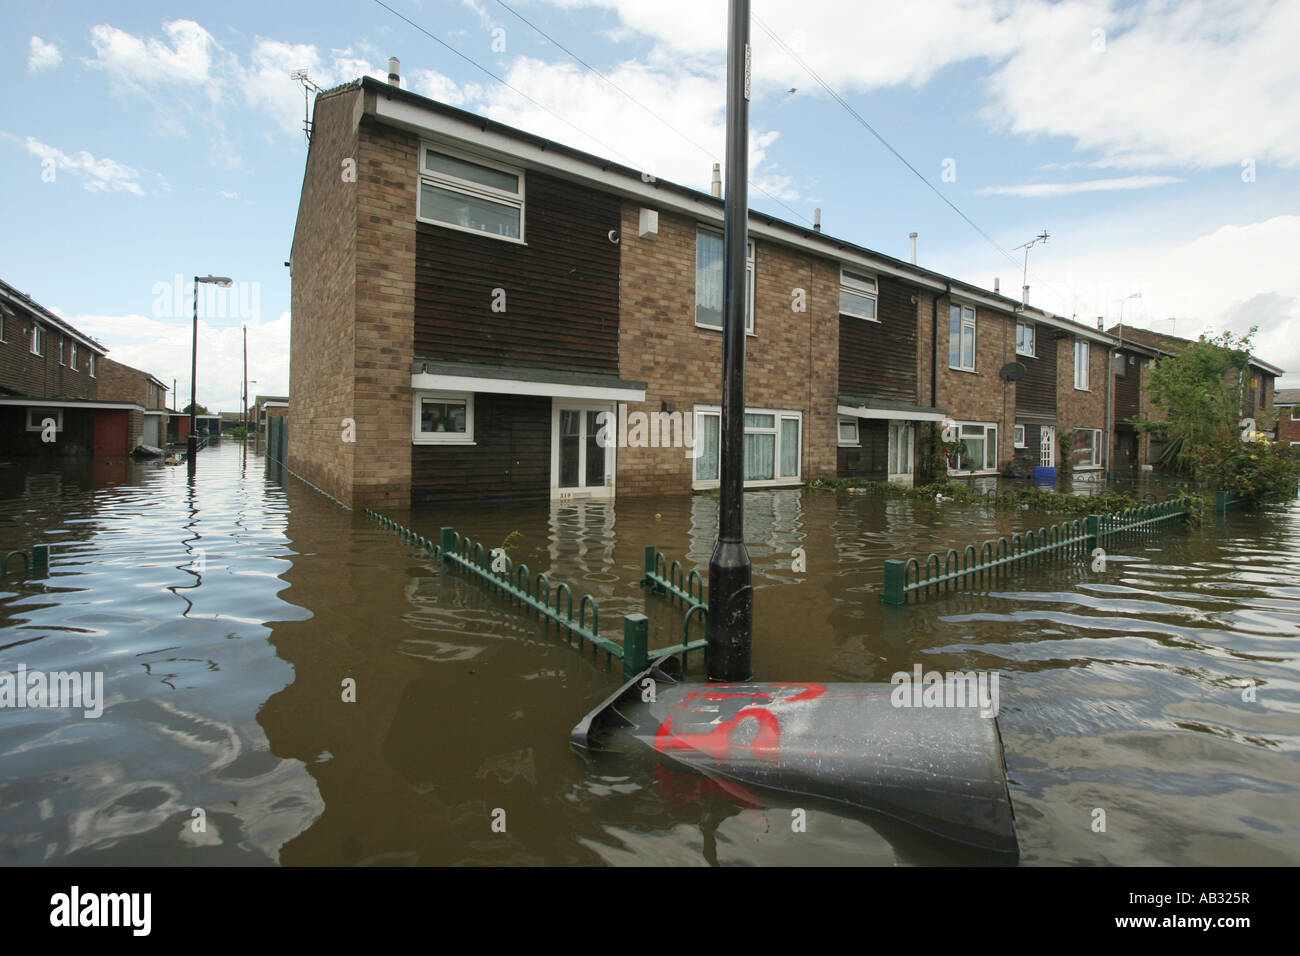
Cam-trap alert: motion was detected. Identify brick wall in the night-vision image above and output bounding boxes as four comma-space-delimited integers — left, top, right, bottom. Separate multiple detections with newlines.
288, 85, 361, 507
932, 297, 1016, 470
351, 116, 417, 510
1057, 334, 1108, 467
0, 308, 99, 401
616, 202, 838, 495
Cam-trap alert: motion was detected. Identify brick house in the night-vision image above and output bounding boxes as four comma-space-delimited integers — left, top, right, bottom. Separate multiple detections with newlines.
288, 74, 1137, 508
95, 356, 170, 448
1274, 388, 1300, 445
0, 277, 144, 459
1112, 325, 1281, 465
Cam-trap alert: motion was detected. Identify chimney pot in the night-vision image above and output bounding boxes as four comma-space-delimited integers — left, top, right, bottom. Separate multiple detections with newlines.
813, 207, 822, 232
994, 277, 1000, 294
710, 163, 721, 199
388, 57, 401, 86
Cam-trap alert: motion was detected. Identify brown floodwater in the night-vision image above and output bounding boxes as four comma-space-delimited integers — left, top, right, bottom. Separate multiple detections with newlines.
1, 441, 1297, 865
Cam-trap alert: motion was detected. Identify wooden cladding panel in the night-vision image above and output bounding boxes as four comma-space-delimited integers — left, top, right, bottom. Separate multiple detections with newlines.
837, 419, 889, 479
838, 277, 918, 403
414, 172, 621, 374
1115, 355, 1141, 419
1015, 329, 1057, 416
411, 393, 551, 504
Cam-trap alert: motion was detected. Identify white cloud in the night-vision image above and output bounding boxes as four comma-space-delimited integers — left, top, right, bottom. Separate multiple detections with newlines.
87, 20, 218, 92
70, 311, 292, 413
27, 37, 62, 74
11, 136, 145, 195
978, 175, 1183, 197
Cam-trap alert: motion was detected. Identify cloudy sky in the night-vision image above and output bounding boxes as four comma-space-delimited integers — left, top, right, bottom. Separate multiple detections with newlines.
3, 0, 1299, 412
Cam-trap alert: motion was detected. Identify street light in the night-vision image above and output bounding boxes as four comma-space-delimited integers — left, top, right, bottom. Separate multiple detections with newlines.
189, 275, 233, 476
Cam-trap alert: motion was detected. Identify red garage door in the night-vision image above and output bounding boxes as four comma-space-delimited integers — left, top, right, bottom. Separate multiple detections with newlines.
93, 410, 129, 457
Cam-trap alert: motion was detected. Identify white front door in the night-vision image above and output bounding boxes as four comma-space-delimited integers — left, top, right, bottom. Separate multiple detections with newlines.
887, 421, 914, 484
551, 402, 616, 499
1040, 425, 1055, 467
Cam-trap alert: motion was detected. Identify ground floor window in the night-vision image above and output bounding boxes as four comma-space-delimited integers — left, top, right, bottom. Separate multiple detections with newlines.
25, 407, 63, 432
838, 417, 859, 446
1073, 427, 1103, 468
946, 421, 998, 472
1014, 424, 1026, 448
412, 390, 474, 444
694, 406, 802, 487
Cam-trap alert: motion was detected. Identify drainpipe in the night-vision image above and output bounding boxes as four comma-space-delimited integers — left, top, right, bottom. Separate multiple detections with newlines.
931, 282, 951, 408
1105, 338, 1114, 479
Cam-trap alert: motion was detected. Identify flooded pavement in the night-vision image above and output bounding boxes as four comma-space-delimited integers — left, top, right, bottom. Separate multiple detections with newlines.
1, 441, 1297, 865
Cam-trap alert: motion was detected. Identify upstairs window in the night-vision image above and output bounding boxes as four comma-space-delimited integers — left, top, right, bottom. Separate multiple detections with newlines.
418, 146, 523, 241
89, 353, 96, 377
1016, 322, 1035, 357
30, 324, 42, 356
695, 229, 754, 333
58, 336, 65, 366
70, 343, 78, 370
839, 270, 878, 321
1075, 340, 1090, 390
949, 303, 976, 371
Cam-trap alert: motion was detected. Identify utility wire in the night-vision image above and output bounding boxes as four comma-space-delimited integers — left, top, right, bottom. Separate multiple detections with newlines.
752, 14, 1019, 270
372, 0, 639, 168
489, 0, 812, 225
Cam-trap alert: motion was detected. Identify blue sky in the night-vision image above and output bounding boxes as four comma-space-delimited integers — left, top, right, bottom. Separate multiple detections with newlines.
4, 0, 1299, 412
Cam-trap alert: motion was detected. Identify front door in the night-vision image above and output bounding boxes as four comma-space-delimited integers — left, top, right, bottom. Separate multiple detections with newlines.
552, 402, 615, 499
1040, 425, 1055, 467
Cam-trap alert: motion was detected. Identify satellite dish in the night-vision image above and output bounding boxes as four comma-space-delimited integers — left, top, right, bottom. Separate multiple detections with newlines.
999, 361, 1027, 382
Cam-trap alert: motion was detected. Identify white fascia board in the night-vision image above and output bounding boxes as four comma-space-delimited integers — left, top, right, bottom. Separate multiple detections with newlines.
412, 371, 645, 403
0, 398, 143, 412
838, 405, 948, 422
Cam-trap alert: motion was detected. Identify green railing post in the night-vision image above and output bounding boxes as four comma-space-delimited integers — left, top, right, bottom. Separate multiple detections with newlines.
643, 545, 656, 587
882, 559, 907, 606
439, 527, 455, 562
31, 545, 48, 574
1085, 514, 1100, 552
623, 613, 649, 678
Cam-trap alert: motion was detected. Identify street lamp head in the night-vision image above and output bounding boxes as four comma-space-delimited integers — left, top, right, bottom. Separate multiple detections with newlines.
197, 275, 234, 288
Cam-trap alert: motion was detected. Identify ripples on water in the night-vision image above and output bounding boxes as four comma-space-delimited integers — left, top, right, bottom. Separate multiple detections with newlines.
1, 446, 1296, 865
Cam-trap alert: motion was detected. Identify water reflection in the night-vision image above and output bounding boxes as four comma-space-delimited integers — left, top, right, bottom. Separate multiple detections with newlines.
2, 445, 1297, 865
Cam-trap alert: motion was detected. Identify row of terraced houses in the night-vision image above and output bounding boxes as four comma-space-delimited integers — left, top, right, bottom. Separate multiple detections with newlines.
287, 73, 1282, 510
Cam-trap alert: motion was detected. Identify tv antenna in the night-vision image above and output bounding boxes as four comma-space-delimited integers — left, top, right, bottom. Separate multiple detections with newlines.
1012, 230, 1049, 306
291, 69, 322, 146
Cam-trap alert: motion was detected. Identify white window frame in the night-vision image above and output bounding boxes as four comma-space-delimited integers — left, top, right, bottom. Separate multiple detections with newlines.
1074, 427, 1103, 468
839, 269, 878, 322
0, 310, 6, 342
1291, 407, 1300, 422
1015, 322, 1035, 357
412, 390, 475, 445
949, 302, 976, 372
946, 421, 999, 474
887, 421, 914, 477
695, 229, 755, 335
25, 407, 63, 432
30, 324, 42, 356
417, 143, 525, 244
58, 336, 65, 366
551, 401, 617, 499
89, 353, 96, 377
692, 405, 802, 489
70, 343, 78, 371
838, 417, 860, 446
1074, 340, 1091, 390
1013, 424, 1026, 448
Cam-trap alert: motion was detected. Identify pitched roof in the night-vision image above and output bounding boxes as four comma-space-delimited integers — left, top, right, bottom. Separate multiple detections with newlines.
1107, 324, 1283, 376
1274, 388, 1300, 406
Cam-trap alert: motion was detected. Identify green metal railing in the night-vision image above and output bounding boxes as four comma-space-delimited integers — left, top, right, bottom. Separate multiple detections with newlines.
2, 545, 49, 578
642, 545, 707, 611
881, 495, 1197, 605
1216, 490, 1246, 514
363, 510, 706, 677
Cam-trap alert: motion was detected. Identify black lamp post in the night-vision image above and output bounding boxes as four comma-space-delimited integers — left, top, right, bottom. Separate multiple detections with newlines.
189, 274, 232, 476
706, 0, 753, 682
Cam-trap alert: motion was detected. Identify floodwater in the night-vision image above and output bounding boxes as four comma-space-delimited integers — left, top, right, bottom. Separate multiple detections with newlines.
1, 441, 1296, 865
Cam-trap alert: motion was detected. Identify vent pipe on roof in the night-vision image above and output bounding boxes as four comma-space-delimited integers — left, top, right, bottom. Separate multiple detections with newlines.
388, 57, 401, 87
711, 163, 722, 198
909, 232, 918, 265
994, 277, 1000, 294
1022, 284, 1029, 305
813, 208, 821, 232
1097, 316, 1103, 330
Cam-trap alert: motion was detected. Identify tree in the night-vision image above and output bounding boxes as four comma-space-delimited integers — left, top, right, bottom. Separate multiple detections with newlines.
182, 403, 210, 416
1139, 328, 1254, 473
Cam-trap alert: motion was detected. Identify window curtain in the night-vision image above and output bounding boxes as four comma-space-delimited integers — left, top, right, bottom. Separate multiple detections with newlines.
695, 414, 721, 481
780, 419, 799, 477
696, 232, 724, 327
